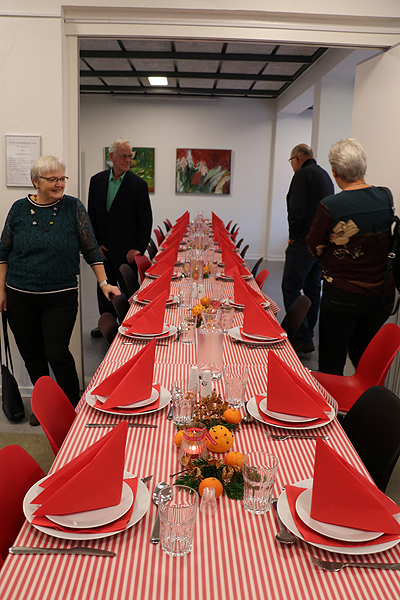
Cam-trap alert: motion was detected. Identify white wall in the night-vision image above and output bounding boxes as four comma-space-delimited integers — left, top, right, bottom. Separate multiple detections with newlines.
80, 95, 274, 259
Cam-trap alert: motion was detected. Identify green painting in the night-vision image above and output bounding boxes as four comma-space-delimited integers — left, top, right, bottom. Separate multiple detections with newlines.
105, 147, 155, 192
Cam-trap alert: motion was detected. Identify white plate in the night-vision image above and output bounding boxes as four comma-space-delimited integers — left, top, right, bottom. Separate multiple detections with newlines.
259, 398, 318, 424
86, 385, 171, 416
241, 329, 287, 341
228, 327, 283, 346
95, 387, 159, 409
146, 270, 180, 279
118, 324, 177, 339
133, 295, 178, 306
296, 486, 383, 543
247, 396, 335, 430
46, 481, 134, 529
220, 273, 252, 281
23, 472, 150, 541
276, 479, 400, 555
226, 298, 270, 310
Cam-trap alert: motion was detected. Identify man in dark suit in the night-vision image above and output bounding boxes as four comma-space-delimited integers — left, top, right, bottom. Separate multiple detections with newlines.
282, 143, 334, 355
88, 139, 152, 334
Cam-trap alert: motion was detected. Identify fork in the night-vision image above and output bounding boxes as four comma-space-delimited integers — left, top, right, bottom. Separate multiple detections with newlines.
310, 556, 400, 571
265, 432, 329, 441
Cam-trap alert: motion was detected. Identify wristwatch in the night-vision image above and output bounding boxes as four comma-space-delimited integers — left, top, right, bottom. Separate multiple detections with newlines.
99, 279, 109, 288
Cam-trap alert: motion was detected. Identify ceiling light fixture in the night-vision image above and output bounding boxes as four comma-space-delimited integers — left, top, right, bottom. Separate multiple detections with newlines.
148, 77, 168, 86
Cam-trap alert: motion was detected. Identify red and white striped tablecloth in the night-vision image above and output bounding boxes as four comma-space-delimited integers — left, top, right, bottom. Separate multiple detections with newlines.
0, 272, 399, 600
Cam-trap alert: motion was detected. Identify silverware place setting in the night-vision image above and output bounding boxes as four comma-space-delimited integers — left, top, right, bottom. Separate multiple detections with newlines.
310, 556, 400, 572
265, 432, 329, 441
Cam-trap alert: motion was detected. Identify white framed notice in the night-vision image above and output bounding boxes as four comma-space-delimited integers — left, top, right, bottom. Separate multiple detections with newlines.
5, 135, 41, 187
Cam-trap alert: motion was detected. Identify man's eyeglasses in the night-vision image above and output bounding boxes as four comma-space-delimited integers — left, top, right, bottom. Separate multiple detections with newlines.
288, 156, 297, 163
40, 176, 69, 183
115, 154, 134, 160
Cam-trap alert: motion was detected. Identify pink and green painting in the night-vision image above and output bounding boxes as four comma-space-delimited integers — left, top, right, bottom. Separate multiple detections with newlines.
176, 149, 231, 194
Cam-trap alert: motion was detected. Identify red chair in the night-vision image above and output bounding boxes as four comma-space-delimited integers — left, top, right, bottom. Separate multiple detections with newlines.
311, 323, 400, 414
255, 269, 269, 290
165, 218, 173, 229
154, 228, 164, 246
225, 220, 233, 231
31, 376, 76, 455
0, 445, 45, 565
134, 254, 152, 284
231, 228, 240, 243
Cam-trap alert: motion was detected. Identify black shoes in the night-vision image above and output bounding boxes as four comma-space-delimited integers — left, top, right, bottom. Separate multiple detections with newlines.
29, 413, 40, 426
91, 327, 102, 338
294, 342, 315, 355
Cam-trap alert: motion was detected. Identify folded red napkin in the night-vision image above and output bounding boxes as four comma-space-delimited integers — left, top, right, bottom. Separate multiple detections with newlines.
160, 226, 185, 248
254, 395, 330, 428
266, 352, 330, 419
223, 252, 249, 277
243, 292, 286, 338
146, 254, 176, 276
136, 268, 173, 302
285, 484, 399, 547
32, 476, 138, 534
154, 241, 180, 264
32, 421, 127, 516
311, 438, 400, 534
233, 268, 265, 305
123, 291, 168, 335
92, 339, 156, 409
94, 384, 161, 413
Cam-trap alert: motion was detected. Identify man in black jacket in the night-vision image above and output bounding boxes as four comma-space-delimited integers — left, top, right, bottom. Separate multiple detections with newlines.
88, 139, 152, 334
282, 144, 334, 354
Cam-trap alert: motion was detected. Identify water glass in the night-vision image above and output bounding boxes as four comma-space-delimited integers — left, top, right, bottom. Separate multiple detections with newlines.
200, 487, 217, 518
179, 282, 191, 309
223, 365, 249, 408
243, 451, 279, 514
170, 379, 198, 425
211, 277, 224, 302
180, 316, 196, 344
159, 485, 199, 557
219, 304, 235, 332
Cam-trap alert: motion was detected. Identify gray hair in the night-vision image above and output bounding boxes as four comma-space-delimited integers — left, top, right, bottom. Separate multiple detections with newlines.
328, 138, 367, 182
30, 155, 66, 184
109, 139, 132, 154
291, 144, 313, 159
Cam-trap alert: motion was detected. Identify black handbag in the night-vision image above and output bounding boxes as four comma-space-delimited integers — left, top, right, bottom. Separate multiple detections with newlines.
1, 312, 25, 423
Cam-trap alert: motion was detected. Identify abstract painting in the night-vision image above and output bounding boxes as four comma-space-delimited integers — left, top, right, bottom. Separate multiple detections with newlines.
105, 147, 155, 192
176, 149, 231, 194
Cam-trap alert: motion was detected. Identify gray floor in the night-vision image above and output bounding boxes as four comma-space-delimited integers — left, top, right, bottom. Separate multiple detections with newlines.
1, 257, 400, 502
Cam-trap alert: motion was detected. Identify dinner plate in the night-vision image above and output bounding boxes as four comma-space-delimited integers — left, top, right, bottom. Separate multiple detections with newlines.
146, 270, 180, 279
23, 472, 150, 541
225, 298, 270, 310
96, 386, 159, 409
118, 324, 177, 340
86, 385, 171, 416
241, 329, 287, 341
258, 398, 318, 424
47, 481, 134, 529
228, 327, 283, 346
219, 273, 252, 281
296, 486, 383, 542
133, 294, 178, 306
276, 479, 400, 555
246, 396, 335, 430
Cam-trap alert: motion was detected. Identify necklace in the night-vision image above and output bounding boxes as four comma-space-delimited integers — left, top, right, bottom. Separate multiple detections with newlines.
30, 195, 59, 232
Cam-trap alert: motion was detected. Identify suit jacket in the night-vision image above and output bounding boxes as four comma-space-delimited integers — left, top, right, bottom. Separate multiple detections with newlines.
88, 169, 152, 266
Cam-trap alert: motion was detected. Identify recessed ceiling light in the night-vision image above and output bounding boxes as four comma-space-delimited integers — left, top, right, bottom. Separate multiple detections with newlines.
148, 77, 168, 86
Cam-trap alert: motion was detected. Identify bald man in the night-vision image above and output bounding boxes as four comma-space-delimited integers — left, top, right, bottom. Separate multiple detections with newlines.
282, 144, 334, 355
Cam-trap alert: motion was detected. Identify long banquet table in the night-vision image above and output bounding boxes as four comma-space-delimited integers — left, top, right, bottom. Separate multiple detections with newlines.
0, 254, 400, 600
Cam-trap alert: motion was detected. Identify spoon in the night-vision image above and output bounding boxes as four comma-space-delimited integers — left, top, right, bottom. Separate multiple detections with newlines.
272, 498, 297, 545
241, 401, 254, 423
150, 481, 170, 544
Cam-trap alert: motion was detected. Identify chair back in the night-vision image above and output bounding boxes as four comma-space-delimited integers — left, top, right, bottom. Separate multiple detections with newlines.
240, 244, 249, 259
356, 323, 400, 387
133, 254, 152, 285
158, 225, 166, 239
281, 295, 311, 346
165, 218, 173, 229
230, 223, 238, 234
231, 228, 240, 243
225, 220, 233, 231
236, 238, 244, 250
251, 257, 263, 278
31, 376, 76, 456
119, 263, 139, 298
147, 238, 158, 260
163, 220, 171, 232
154, 228, 164, 246
342, 386, 400, 491
0, 445, 45, 564
98, 312, 119, 347
255, 269, 269, 290
110, 291, 130, 324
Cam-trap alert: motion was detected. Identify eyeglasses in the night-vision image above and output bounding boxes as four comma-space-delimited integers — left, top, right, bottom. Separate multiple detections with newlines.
288, 157, 297, 163
115, 154, 133, 160
40, 176, 68, 183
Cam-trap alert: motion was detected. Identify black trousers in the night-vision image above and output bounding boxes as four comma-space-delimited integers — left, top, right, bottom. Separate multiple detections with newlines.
6, 286, 80, 407
318, 281, 394, 376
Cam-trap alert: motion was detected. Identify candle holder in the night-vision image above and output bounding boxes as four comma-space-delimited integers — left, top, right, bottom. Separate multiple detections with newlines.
178, 422, 208, 464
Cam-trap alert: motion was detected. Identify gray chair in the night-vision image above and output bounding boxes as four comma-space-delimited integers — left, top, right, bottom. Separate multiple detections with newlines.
119, 263, 139, 298
111, 291, 130, 324
98, 312, 119, 347
281, 295, 311, 346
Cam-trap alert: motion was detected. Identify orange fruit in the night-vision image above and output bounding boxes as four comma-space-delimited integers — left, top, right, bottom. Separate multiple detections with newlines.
193, 272, 199, 280
223, 408, 242, 424
174, 430, 184, 448
224, 451, 244, 467
206, 425, 234, 453
198, 477, 223, 498
192, 304, 205, 318
200, 296, 209, 307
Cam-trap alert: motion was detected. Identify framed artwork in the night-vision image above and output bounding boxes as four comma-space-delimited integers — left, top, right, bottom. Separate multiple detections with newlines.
104, 147, 155, 192
176, 149, 231, 194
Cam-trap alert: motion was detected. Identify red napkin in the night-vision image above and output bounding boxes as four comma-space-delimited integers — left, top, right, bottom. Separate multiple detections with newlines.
92, 339, 156, 409
243, 292, 286, 339
32, 476, 138, 534
123, 291, 168, 335
94, 384, 161, 413
223, 252, 249, 277
136, 268, 173, 302
160, 226, 185, 248
285, 484, 400, 547
266, 352, 330, 420
311, 438, 400, 534
154, 242, 180, 264
146, 254, 176, 276
254, 395, 329, 428
32, 422, 127, 516
233, 268, 265, 305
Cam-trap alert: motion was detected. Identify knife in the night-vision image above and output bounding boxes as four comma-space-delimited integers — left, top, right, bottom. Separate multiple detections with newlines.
9, 546, 116, 557
86, 423, 157, 429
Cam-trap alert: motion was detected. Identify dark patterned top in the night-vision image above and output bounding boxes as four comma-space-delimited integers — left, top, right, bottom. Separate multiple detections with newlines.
0, 194, 102, 292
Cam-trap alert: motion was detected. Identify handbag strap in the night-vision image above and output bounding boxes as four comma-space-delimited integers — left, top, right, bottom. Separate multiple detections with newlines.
378, 186, 400, 315
1, 312, 14, 373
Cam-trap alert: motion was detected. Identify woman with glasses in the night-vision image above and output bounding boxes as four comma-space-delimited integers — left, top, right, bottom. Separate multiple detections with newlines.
0, 155, 120, 424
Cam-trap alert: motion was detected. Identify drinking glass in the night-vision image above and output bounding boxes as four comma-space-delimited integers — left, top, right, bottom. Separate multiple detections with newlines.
170, 379, 198, 425
219, 304, 235, 333
223, 365, 249, 408
179, 282, 191, 309
211, 277, 224, 302
159, 485, 199, 557
180, 316, 196, 344
242, 451, 279, 514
